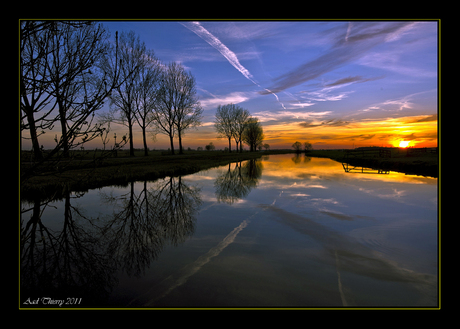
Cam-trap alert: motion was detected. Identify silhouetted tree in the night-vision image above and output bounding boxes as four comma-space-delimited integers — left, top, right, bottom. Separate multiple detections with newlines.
242, 117, 264, 152
105, 30, 146, 157
21, 21, 128, 180
233, 106, 250, 153
205, 142, 215, 151
215, 104, 236, 152
133, 50, 161, 156
171, 64, 203, 154
292, 141, 302, 153
214, 103, 250, 153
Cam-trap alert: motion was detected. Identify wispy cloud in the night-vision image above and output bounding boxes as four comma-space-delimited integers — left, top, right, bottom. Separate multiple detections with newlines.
299, 118, 349, 128
324, 75, 385, 87
360, 89, 436, 112
254, 110, 332, 123
200, 91, 251, 110
261, 22, 416, 94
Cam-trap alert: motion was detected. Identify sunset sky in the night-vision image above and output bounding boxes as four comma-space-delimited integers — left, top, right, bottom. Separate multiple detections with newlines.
28, 20, 439, 150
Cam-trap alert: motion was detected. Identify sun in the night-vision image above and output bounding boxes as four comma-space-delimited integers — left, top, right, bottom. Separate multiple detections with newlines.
399, 140, 410, 148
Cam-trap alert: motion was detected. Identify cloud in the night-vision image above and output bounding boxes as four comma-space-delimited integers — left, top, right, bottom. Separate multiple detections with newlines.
261, 22, 416, 94
299, 118, 349, 128
254, 110, 332, 123
289, 101, 316, 108
324, 75, 385, 87
406, 114, 438, 123
361, 89, 436, 112
200, 91, 251, 110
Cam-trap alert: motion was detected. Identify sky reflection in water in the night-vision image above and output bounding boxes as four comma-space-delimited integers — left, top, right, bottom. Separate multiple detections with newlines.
20, 154, 438, 308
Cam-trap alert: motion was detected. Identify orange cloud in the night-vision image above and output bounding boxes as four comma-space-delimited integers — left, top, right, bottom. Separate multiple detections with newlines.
261, 114, 437, 149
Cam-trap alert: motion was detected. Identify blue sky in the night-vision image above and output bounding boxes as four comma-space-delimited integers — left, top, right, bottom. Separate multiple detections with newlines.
35, 20, 439, 150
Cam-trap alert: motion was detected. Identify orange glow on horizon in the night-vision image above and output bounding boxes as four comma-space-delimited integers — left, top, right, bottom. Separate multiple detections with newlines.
21, 113, 438, 151
261, 114, 437, 150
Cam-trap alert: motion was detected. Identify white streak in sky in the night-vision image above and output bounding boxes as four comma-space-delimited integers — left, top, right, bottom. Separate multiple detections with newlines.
182, 21, 286, 110
182, 21, 255, 83
345, 22, 352, 42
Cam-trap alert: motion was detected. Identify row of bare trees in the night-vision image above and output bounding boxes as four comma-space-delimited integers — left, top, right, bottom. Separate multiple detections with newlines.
214, 103, 264, 152
20, 21, 203, 178
101, 31, 202, 156
21, 21, 122, 165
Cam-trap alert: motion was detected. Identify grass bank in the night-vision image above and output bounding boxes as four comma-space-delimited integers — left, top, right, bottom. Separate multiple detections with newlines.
306, 149, 439, 178
20, 151, 268, 201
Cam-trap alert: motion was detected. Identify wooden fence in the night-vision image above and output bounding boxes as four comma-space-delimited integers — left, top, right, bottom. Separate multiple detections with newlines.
344, 148, 391, 160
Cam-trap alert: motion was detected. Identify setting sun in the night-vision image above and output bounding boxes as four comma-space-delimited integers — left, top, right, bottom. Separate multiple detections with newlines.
399, 140, 410, 148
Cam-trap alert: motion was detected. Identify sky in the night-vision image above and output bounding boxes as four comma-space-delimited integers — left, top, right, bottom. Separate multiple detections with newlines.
28, 20, 439, 150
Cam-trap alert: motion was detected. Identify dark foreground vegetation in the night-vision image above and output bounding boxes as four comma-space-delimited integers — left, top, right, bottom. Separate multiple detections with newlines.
21, 147, 438, 201
307, 147, 439, 178
20, 150, 276, 201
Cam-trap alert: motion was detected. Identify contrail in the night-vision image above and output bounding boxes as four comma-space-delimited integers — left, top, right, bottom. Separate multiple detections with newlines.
181, 21, 286, 110
129, 217, 252, 306
182, 22, 255, 83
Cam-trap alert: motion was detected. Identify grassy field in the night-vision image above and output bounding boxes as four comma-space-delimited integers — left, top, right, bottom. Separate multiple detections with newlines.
20, 150, 279, 200
307, 148, 439, 178
20, 147, 438, 201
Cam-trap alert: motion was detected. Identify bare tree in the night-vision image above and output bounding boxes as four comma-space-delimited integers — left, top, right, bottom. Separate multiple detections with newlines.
292, 141, 302, 153
46, 22, 111, 158
151, 62, 202, 155
215, 104, 237, 152
151, 62, 178, 155
242, 117, 264, 152
232, 106, 250, 153
105, 30, 145, 157
20, 21, 130, 180
133, 50, 161, 156
172, 64, 203, 154
20, 21, 56, 161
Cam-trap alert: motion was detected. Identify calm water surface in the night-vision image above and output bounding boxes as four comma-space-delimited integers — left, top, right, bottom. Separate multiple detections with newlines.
20, 154, 438, 308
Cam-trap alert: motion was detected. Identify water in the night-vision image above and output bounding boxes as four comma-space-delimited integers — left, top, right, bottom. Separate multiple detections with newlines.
20, 154, 438, 308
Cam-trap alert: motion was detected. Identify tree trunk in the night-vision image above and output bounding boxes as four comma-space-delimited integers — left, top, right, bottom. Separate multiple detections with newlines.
128, 116, 134, 157
24, 106, 43, 161
228, 137, 231, 152
178, 130, 183, 154
58, 102, 69, 158
142, 127, 148, 156
169, 135, 175, 155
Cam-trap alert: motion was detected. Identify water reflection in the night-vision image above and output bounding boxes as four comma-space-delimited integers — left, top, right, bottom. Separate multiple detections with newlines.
342, 162, 390, 174
20, 192, 117, 306
98, 177, 202, 276
20, 155, 438, 308
21, 176, 202, 306
214, 159, 263, 204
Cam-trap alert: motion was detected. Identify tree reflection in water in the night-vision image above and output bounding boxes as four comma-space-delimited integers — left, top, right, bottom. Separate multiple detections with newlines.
20, 175, 202, 306
20, 192, 117, 306
99, 177, 202, 277
214, 159, 263, 204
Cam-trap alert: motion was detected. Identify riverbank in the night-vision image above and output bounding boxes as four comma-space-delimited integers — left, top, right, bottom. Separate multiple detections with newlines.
20, 151, 272, 201
20, 148, 438, 201
306, 149, 439, 178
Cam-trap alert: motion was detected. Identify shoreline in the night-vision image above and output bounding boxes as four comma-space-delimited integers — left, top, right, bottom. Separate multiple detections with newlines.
306, 150, 439, 178
20, 151, 271, 201
20, 148, 438, 201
